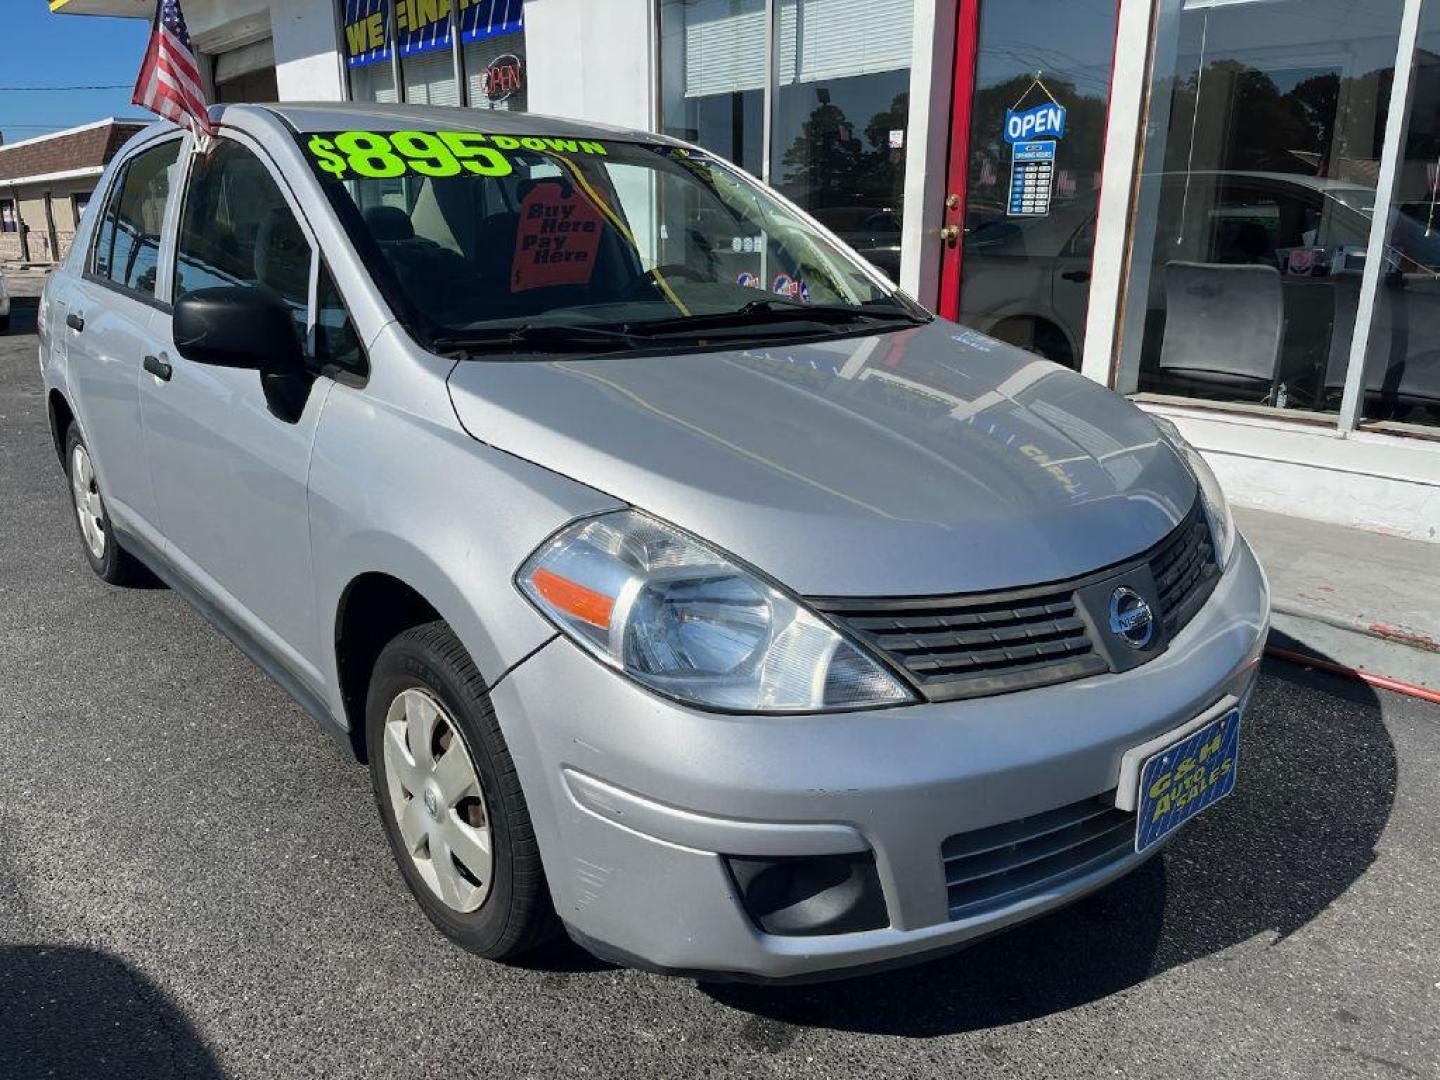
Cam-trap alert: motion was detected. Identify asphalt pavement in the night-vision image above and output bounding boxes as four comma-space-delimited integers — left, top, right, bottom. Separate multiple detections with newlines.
2, 305, 1438, 1079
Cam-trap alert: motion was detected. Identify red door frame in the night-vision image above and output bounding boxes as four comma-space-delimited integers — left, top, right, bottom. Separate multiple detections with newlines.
935, 0, 983, 322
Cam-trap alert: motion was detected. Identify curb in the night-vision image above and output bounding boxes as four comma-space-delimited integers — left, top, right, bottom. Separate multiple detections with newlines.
1273, 597, 1439, 654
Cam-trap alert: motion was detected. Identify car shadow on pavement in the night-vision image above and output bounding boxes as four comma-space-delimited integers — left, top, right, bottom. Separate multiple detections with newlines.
702, 658, 1394, 1036
0, 944, 225, 1079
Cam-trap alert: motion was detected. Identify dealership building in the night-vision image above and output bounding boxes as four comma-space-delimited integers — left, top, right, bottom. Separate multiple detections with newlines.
50, 0, 1440, 541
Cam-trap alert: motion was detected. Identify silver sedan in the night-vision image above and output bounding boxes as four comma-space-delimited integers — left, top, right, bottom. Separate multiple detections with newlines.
38, 102, 1268, 981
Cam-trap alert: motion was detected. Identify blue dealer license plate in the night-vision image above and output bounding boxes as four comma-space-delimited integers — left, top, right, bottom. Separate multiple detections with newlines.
1135, 709, 1240, 852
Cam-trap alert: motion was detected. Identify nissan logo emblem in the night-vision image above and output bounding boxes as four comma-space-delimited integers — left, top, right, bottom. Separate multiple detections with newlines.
1108, 586, 1155, 650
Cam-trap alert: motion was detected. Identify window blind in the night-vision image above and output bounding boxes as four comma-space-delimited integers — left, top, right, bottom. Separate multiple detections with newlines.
678, 0, 767, 98
777, 0, 915, 85
403, 48, 460, 106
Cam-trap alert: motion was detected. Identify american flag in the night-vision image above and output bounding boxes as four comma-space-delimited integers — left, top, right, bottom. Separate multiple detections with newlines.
131, 0, 214, 138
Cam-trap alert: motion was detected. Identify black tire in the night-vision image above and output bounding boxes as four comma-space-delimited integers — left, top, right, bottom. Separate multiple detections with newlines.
63, 425, 146, 586
0, 314, 11, 333
366, 620, 558, 959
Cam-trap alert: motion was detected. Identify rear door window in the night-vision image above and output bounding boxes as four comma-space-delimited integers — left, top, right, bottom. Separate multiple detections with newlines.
90, 140, 183, 296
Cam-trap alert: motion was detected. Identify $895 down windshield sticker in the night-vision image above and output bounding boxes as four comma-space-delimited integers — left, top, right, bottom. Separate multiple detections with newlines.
306, 131, 609, 180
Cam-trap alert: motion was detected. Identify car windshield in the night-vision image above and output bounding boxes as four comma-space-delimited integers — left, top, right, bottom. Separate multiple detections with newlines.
299, 129, 926, 353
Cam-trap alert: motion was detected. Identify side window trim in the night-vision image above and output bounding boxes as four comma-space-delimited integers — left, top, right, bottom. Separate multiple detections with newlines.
83, 134, 186, 312
87, 158, 129, 280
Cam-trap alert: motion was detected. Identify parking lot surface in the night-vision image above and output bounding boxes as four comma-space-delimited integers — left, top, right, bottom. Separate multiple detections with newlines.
2, 307, 1437, 1079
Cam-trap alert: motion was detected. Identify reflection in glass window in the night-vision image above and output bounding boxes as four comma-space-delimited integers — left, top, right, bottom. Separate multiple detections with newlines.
1117, 0, 1404, 417
659, 0, 766, 178
770, 0, 913, 281
91, 140, 182, 296
1359, 3, 1440, 432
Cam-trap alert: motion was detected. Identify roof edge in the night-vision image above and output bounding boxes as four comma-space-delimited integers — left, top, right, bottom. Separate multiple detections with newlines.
0, 117, 149, 156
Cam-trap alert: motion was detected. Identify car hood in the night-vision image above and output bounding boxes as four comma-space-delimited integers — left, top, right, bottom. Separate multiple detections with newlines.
445, 321, 1197, 596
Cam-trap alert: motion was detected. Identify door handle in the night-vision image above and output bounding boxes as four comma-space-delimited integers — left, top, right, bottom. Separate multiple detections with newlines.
143, 354, 172, 381
65, 312, 85, 332
1061, 270, 1092, 283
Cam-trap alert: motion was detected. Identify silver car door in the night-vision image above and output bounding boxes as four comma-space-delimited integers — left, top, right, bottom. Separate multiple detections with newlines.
65, 137, 184, 546
138, 131, 337, 691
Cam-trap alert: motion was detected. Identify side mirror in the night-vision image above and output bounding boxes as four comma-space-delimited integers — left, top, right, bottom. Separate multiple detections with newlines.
173, 285, 305, 374
173, 286, 311, 422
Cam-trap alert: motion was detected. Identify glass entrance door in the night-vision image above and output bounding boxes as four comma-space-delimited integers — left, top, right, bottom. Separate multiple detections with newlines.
937, 0, 1120, 370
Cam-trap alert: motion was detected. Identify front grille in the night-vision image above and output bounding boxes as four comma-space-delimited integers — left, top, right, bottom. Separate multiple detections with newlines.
812, 497, 1219, 702
942, 793, 1135, 920
1149, 504, 1218, 634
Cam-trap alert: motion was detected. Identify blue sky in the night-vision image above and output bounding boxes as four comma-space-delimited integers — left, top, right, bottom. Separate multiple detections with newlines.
1, 5, 152, 145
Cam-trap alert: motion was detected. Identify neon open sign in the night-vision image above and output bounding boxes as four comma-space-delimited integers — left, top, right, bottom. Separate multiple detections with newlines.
1004, 103, 1067, 143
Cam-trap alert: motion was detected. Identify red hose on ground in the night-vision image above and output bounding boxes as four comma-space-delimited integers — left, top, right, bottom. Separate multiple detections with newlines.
1265, 644, 1440, 705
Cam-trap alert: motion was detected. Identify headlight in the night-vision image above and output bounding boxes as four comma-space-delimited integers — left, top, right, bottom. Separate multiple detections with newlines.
517, 510, 915, 713
1153, 416, 1236, 567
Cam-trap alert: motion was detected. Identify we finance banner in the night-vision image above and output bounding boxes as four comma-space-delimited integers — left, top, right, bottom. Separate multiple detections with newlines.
343, 0, 523, 65
342, 0, 392, 68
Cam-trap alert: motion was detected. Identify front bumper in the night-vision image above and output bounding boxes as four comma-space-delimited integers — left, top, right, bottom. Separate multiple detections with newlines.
488, 537, 1269, 980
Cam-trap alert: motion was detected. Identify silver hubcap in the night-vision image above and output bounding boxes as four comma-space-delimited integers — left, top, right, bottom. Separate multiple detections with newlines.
382, 688, 493, 913
70, 443, 106, 560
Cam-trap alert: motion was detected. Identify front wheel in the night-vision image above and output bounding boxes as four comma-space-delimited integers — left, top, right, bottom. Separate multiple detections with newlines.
366, 621, 558, 959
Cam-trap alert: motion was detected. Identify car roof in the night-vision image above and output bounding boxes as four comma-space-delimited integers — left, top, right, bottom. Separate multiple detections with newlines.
230, 101, 671, 144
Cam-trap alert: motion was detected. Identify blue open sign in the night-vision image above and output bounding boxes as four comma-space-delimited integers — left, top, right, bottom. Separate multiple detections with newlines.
1005, 103, 1067, 144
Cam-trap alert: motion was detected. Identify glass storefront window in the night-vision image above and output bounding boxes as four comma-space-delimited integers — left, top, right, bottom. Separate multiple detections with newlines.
402, 48, 461, 105
1117, 0, 1405, 417
659, 0, 914, 281
344, 0, 527, 111
463, 31, 528, 112
1359, 1, 1440, 432
343, 0, 398, 102
349, 59, 398, 103
397, 0, 460, 106
659, 0, 767, 178
770, 0, 914, 282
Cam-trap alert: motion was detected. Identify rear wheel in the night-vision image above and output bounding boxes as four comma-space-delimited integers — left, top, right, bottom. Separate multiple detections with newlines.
366, 621, 558, 959
64, 426, 145, 586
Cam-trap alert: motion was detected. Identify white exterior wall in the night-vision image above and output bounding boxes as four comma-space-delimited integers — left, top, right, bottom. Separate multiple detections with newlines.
522, 0, 656, 129
1150, 405, 1440, 544
271, 0, 346, 100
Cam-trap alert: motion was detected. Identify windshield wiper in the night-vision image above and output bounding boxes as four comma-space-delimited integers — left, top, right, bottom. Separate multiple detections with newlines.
431, 323, 640, 356
623, 298, 927, 338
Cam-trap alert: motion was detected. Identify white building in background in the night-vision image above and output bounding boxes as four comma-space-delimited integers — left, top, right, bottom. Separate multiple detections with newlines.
52, 0, 1440, 542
